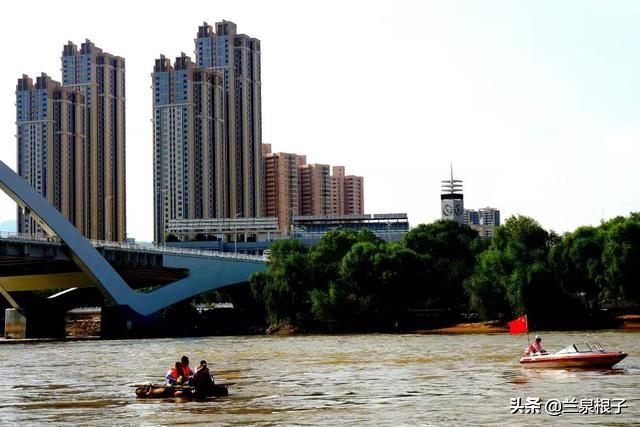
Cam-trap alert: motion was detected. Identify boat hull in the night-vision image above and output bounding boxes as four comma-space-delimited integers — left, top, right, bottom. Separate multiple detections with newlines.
520, 352, 627, 368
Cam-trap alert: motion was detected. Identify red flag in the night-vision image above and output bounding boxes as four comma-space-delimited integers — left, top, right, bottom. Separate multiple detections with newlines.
508, 315, 528, 334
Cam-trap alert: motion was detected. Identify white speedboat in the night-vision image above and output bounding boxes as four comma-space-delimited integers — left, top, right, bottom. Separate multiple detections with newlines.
520, 342, 627, 368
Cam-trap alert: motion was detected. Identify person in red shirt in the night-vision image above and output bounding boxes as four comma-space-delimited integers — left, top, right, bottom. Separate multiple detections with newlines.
529, 335, 547, 354
180, 355, 194, 380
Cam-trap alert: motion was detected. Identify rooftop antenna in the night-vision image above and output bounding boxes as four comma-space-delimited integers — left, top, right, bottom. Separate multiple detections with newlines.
441, 162, 462, 195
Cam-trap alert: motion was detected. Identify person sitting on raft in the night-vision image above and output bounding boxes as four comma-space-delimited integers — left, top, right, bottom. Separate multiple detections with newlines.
190, 360, 215, 394
164, 361, 184, 385
180, 356, 194, 381
529, 335, 547, 354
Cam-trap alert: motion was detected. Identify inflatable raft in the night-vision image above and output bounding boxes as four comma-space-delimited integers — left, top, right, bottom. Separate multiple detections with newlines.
134, 383, 229, 399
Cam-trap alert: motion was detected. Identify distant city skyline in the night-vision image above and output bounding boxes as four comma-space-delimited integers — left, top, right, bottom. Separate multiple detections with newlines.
2, 1, 640, 241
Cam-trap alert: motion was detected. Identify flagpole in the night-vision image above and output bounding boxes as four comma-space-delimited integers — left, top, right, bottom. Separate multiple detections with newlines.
525, 314, 530, 347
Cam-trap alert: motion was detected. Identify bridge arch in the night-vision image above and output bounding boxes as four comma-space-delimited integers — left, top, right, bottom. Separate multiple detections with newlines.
0, 161, 265, 315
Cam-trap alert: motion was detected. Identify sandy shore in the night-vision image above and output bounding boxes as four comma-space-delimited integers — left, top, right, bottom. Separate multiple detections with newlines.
419, 315, 640, 335
618, 314, 640, 330
418, 321, 509, 334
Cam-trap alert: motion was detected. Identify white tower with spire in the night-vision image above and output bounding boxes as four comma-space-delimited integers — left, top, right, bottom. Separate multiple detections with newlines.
441, 163, 464, 224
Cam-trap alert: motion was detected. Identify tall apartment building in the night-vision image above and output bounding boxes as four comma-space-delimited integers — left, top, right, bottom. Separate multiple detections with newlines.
262, 144, 365, 234
329, 166, 346, 215
263, 144, 306, 234
62, 40, 126, 241
152, 53, 225, 243
328, 166, 364, 215
195, 21, 263, 218
16, 74, 85, 234
299, 163, 331, 216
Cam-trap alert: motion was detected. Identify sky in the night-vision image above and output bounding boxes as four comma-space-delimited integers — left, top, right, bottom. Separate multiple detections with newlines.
1, 0, 639, 241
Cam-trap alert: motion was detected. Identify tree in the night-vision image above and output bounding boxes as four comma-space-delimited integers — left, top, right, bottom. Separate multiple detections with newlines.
602, 215, 640, 304
403, 220, 480, 311
466, 216, 562, 323
256, 239, 310, 324
165, 233, 179, 242
306, 231, 361, 292
550, 226, 606, 312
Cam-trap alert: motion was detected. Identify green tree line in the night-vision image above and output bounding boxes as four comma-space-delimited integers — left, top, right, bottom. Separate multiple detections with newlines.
249, 214, 640, 331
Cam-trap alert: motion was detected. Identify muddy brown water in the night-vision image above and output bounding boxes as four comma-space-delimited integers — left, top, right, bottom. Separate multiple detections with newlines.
0, 331, 638, 425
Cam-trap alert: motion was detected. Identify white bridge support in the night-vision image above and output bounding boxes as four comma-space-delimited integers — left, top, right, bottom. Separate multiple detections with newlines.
0, 161, 266, 337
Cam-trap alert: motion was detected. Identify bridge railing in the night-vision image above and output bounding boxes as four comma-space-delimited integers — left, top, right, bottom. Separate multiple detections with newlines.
0, 231, 266, 262
0, 231, 61, 243
89, 239, 267, 261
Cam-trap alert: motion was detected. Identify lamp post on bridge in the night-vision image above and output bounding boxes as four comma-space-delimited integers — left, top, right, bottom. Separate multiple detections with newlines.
233, 212, 243, 254
155, 188, 167, 245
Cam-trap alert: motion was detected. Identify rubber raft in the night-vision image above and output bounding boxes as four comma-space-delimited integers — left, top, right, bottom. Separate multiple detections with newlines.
134, 383, 229, 399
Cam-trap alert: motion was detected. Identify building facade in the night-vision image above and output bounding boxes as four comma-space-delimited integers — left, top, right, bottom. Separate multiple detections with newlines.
464, 209, 479, 226
263, 144, 306, 234
16, 74, 85, 235
262, 145, 364, 234
478, 207, 500, 227
61, 40, 126, 241
152, 53, 225, 243
299, 163, 331, 216
195, 21, 263, 218
17, 40, 126, 241
463, 207, 500, 237
328, 166, 364, 216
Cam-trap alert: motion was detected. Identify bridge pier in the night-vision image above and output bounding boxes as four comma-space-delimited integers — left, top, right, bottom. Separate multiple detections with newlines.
4, 307, 66, 339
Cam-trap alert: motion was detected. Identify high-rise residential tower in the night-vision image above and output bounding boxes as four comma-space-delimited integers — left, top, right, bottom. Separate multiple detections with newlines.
329, 166, 346, 215
62, 40, 126, 241
262, 144, 365, 234
263, 144, 306, 234
329, 166, 364, 215
16, 74, 85, 234
299, 163, 331, 216
344, 174, 364, 215
195, 21, 263, 218
152, 53, 225, 243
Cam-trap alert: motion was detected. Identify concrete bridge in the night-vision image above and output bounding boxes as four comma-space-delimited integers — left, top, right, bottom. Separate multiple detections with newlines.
0, 160, 266, 338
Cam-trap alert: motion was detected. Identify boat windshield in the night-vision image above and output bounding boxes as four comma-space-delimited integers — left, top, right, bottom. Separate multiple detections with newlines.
574, 343, 593, 352
556, 345, 578, 354
556, 343, 605, 354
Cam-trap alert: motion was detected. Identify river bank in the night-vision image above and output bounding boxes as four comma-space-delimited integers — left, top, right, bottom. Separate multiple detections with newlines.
44, 311, 640, 339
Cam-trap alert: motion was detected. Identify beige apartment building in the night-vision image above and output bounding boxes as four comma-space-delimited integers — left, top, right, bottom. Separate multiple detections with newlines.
16, 74, 86, 235
262, 144, 365, 234
196, 21, 264, 219
152, 53, 225, 243
299, 163, 331, 217
17, 41, 127, 242
263, 144, 306, 234
62, 40, 126, 242
344, 175, 364, 214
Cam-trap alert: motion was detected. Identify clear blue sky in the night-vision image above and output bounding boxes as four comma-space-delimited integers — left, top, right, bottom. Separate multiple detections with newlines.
0, 0, 638, 240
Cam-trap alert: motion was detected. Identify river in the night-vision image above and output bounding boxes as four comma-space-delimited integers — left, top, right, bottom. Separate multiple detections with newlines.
0, 331, 638, 425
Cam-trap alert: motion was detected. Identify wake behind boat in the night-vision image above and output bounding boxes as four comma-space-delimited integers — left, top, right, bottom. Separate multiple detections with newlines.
520, 342, 627, 369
